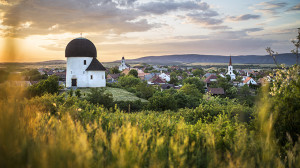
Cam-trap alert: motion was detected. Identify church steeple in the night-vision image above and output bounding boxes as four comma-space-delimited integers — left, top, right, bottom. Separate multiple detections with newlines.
226, 55, 236, 80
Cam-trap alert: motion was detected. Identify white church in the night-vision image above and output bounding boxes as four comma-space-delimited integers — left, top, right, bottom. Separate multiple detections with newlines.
226, 56, 236, 80
65, 37, 106, 88
119, 56, 130, 71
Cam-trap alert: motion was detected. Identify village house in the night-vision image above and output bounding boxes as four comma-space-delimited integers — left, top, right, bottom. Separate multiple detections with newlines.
204, 74, 218, 87
207, 87, 225, 96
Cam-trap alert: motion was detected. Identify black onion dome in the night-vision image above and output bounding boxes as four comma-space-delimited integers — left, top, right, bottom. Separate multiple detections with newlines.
65, 37, 97, 57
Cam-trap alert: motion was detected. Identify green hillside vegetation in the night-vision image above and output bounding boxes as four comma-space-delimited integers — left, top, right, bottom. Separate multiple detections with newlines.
77, 87, 148, 102
0, 65, 299, 168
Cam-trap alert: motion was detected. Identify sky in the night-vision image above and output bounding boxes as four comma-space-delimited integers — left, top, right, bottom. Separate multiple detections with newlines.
0, 0, 299, 62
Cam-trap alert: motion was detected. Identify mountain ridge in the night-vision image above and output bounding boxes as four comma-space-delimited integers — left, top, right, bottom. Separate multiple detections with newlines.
115, 53, 296, 65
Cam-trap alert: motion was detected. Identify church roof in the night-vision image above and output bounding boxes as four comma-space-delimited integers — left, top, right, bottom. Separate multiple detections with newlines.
86, 58, 106, 71
65, 38, 97, 58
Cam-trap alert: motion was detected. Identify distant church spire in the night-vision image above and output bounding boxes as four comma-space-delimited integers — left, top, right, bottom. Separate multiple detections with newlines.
229, 55, 232, 66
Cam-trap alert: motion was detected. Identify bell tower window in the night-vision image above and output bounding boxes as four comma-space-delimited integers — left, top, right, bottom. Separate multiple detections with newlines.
84, 60, 86, 65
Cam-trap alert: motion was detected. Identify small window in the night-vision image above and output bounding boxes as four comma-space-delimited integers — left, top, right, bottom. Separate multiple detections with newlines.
90, 75, 93, 80
84, 60, 86, 65
102, 75, 104, 79
83, 71, 85, 74
71, 71, 72, 74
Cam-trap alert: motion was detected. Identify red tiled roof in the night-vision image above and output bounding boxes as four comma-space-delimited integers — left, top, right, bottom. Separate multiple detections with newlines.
107, 73, 120, 79
243, 77, 252, 83
152, 77, 166, 84
205, 74, 218, 83
207, 87, 225, 95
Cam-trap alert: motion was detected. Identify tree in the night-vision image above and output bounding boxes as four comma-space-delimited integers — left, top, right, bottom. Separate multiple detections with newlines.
183, 77, 205, 93
210, 76, 233, 93
27, 75, 60, 97
75, 89, 81, 98
118, 75, 141, 88
235, 76, 243, 86
128, 69, 138, 78
266, 47, 279, 67
291, 28, 300, 65
239, 85, 250, 98
179, 84, 201, 97
193, 69, 205, 77
182, 72, 188, 79
268, 65, 300, 146
23, 69, 46, 81
86, 88, 114, 108
169, 77, 178, 85
110, 67, 120, 74
135, 81, 155, 99
68, 88, 73, 97
226, 86, 238, 99
148, 92, 177, 111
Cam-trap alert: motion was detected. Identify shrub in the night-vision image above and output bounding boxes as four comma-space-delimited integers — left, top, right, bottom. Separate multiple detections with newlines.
85, 88, 114, 109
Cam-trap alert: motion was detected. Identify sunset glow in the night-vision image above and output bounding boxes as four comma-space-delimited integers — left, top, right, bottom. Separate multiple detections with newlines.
0, 0, 299, 62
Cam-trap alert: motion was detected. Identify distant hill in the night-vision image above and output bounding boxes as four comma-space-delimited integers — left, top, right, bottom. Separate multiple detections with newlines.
113, 53, 297, 65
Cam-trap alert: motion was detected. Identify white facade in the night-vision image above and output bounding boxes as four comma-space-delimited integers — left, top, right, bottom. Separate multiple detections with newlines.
66, 57, 106, 87
241, 77, 257, 86
119, 57, 128, 71
226, 65, 236, 80
159, 73, 170, 82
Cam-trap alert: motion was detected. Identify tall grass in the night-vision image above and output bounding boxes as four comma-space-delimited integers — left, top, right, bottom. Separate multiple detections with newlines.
0, 84, 299, 167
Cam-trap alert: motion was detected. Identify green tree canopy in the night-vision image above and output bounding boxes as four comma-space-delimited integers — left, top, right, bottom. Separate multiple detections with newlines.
148, 92, 177, 111
110, 67, 121, 74
118, 75, 141, 88
179, 83, 201, 97
183, 77, 205, 93
27, 75, 60, 97
85, 88, 114, 108
135, 81, 156, 99
193, 69, 205, 77
128, 69, 138, 78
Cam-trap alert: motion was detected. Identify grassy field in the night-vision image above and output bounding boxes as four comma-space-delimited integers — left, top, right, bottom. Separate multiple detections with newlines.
76, 87, 148, 102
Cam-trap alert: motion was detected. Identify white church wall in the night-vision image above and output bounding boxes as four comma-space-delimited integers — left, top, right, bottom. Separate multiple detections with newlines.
87, 71, 106, 87
66, 57, 94, 87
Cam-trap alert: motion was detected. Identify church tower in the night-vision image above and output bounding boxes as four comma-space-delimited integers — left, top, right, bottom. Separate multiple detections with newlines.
119, 56, 129, 71
65, 37, 106, 88
226, 55, 236, 80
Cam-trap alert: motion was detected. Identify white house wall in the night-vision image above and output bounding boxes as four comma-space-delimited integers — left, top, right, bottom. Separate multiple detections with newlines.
66, 57, 106, 87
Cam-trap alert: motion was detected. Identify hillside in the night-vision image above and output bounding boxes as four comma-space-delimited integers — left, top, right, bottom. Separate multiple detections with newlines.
116, 53, 296, 65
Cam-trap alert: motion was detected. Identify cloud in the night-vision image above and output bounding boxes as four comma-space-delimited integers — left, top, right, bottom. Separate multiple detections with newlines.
183, 10, 231, 30
289, 3, 300, 11
0, 0, 225, 38
228, 14, 261, 21
0, 0, 155, 37
243, 28, 264, 32
254, 1, 287, 15
138, 1, 209, 15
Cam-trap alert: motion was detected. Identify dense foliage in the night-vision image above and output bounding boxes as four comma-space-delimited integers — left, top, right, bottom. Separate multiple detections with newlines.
0, 65, 299, 168
26, 75, 60, 97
